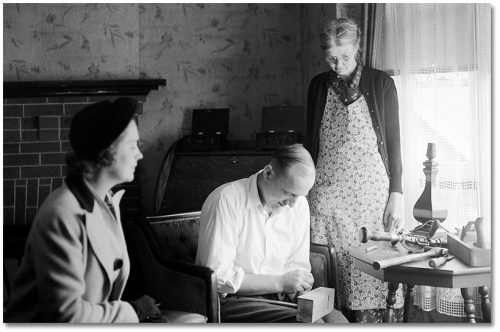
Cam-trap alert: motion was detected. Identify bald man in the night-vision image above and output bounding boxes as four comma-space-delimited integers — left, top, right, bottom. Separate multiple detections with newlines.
195, 144, 348, 323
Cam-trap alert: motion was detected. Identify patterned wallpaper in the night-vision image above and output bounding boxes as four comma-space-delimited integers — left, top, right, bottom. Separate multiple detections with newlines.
300, 4, 339, 99
3, 3, 362, 214
3, 3, 306, 137
138, 3, 303, 142
3, 3, 140, 81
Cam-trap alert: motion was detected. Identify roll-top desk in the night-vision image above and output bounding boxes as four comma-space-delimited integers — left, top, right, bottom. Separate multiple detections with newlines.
155, 141, 273, 215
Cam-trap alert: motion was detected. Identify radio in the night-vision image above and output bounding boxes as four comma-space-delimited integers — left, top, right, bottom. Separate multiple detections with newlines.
256, 106, 304, 150
181, 132, 227, 151
181, 108, 229, 151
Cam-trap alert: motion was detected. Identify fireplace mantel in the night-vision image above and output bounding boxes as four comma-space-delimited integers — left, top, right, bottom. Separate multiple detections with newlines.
3, 79, 166, 225
3, 79, 166, 98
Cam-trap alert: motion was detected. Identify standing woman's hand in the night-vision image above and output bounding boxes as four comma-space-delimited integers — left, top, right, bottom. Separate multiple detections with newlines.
383, 192, 403, 232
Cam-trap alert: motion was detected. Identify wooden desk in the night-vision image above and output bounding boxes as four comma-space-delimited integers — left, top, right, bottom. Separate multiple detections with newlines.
156, 149, 272, 215
350, 241, 491, 323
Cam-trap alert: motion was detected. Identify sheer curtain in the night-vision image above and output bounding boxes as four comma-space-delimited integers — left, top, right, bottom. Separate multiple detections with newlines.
370, 3, 491, 317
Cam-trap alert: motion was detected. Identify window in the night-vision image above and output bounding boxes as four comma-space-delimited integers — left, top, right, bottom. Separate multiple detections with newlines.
392, 71, 481, 232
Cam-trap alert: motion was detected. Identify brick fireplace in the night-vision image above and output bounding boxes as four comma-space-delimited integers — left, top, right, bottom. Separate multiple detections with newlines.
3, 80, 165, 225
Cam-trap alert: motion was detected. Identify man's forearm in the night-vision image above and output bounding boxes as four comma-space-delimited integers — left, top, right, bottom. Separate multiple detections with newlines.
236, 274, 284, 296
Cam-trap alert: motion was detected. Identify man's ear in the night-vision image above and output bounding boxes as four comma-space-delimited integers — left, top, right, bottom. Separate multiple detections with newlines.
263, 164, 274, 181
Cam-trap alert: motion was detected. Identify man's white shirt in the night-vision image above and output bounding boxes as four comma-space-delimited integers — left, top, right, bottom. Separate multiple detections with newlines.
195, 171, 311, 295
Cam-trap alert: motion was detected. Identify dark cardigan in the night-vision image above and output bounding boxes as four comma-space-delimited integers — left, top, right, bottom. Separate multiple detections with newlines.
306, 67, 403, 194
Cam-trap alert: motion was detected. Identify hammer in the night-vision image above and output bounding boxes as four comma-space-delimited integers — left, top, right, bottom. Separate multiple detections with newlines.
373, 247, 448, 270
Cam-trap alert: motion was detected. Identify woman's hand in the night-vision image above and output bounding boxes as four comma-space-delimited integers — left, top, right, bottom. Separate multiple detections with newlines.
383, 192, 403, 232
130, 294, 162, 322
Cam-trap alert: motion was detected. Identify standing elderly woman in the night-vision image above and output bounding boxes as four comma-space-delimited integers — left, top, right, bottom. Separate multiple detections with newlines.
5, 98, 163, 323
306, 18, 404, 323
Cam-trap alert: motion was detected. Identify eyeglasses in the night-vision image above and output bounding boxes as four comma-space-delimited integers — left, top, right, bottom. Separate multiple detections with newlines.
324, 53, 355, 65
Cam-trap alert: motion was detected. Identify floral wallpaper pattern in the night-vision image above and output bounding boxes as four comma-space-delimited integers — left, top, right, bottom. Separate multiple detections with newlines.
4, 3, 140, 81
3, 3, 362, 214
138, 3, 303, 141
300, 4, 338, 97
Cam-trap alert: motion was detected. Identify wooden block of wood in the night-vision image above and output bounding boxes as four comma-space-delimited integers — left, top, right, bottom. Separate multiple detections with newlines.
296, 287, 335, 323
447, 234, 491, 267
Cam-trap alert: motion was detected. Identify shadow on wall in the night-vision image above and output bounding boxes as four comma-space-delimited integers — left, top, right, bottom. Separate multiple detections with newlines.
137, 86, 184, 216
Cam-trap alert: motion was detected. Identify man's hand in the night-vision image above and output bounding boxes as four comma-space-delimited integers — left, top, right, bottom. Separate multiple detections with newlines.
383, 192, 403, 232
281, 269, 314, 294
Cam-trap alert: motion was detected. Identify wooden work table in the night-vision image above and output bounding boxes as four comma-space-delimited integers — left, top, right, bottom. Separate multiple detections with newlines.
350, 241, 491, 323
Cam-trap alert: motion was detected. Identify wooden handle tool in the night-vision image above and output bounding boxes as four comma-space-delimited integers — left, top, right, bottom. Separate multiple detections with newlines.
373, 247, 447, 270
429, 255, 455, 268
359, 227, 403, 245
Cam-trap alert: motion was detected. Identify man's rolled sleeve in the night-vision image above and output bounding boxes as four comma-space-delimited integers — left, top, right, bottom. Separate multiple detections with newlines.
215, 264, 245, 295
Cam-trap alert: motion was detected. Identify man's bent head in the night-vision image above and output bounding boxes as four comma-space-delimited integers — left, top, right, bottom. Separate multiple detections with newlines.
260, 144, 316, 209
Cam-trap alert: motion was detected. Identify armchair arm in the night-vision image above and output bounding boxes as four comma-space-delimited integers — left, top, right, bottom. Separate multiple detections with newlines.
310, 243, 339, 309
153, 254, 220, 323
123, 223, 220, 322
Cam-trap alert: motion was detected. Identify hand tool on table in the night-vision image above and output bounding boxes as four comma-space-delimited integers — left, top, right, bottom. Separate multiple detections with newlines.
372, 247, 448, 270
364, 245, 378, 253
359, 225, 446, 253
429, 254, 455, 268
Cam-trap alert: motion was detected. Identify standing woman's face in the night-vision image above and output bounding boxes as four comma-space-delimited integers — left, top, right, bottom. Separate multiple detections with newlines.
105, 120, 143, 185
324, 43, 358, 78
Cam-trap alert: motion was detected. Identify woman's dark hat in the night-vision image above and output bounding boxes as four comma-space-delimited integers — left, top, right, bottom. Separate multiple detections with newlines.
70, 97, 138, 162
